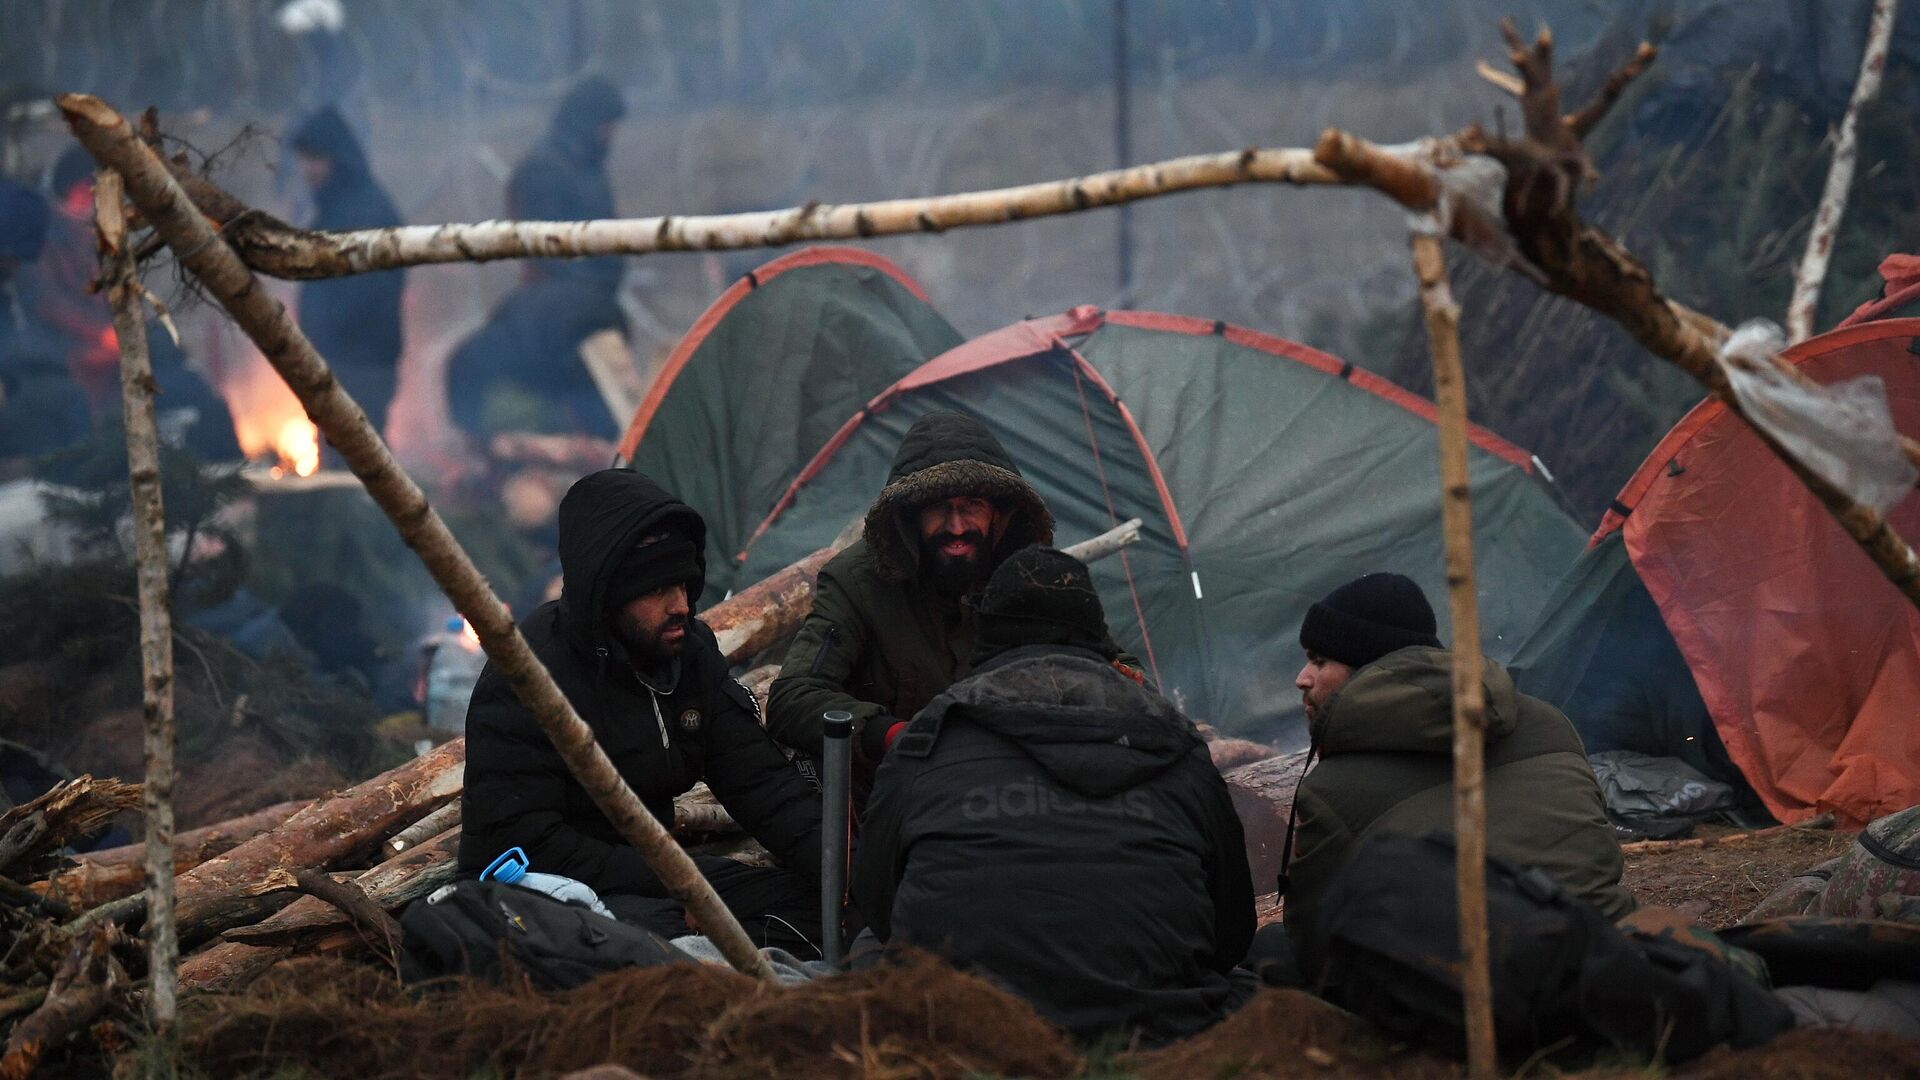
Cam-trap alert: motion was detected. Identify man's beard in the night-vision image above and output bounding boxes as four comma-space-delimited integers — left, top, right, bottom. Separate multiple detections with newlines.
617, 612, 693, 666
920, 530, 993, 596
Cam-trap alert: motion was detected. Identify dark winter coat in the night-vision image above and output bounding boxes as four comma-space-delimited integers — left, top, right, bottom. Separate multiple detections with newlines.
458, 469, 823, 896
443, 275, 626, 442
768, 411, 1054, 761
507, 78, 626, 296
1284, 646, 1636, 975
289, 109, 406, 431
852, 645, 1255, 1045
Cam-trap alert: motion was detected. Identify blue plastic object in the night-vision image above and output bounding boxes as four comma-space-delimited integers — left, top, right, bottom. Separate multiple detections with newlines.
480, 846, 529, 885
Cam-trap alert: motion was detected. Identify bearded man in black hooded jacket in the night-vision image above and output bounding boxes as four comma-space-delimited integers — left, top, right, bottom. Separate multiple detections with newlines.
459, 469, 824, 952
853, 546, 1256, 1045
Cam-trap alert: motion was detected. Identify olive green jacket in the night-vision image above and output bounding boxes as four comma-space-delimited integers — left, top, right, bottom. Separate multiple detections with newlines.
1284, 646, 1635, 973
767, 537, 976, 761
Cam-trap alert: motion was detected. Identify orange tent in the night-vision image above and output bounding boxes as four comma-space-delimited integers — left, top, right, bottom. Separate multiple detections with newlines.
1583, 314, 1920, 826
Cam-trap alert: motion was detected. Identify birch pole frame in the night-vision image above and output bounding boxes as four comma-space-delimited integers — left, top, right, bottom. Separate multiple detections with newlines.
96, 168, 179, 1029
1411, 230, 1497, 1079
60, 93, 778, 983
152, 147, 1342, 280
1311, 29, 1920, 616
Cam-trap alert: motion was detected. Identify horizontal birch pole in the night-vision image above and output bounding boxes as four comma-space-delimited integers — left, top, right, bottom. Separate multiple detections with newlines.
153, 147, 1340, 280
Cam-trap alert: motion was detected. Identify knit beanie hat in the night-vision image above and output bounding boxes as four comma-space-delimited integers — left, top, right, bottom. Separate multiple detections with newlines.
604, 530, 701, 613
972, 545, 1117, 663
1298, 572, 1442, 670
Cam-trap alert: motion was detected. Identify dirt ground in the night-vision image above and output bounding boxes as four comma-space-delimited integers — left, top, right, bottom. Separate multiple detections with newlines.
61, 820, 1916, 1080
1620, 823, 1857, 927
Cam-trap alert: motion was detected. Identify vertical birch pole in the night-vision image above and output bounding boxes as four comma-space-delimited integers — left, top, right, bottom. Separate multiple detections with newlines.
1786, 0, 1900, 342
96, 168, 177, 1026
1411, 229, 1495, 1077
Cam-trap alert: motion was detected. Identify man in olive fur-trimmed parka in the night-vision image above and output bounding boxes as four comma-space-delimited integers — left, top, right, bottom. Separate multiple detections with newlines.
767, 411, 1064, 787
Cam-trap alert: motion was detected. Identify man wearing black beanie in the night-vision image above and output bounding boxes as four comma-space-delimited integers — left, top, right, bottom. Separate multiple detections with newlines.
854, 547, 1256, 1045
1281, 572, 1633, 981
460, 469, 825, 953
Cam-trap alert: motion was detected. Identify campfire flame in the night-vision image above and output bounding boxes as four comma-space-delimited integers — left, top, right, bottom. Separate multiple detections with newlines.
274, 417, 321, 478
223, 356, 320, 477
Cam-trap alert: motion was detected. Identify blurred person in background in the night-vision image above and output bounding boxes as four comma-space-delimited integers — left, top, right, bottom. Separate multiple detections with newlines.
445, 77, 631, 447
289, 106, 406, 442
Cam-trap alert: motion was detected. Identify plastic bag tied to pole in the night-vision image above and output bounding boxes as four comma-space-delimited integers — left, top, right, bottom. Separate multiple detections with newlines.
1716, 318, 1918, 515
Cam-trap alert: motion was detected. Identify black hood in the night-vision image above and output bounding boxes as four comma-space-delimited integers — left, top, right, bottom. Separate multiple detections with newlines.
545, 76, 626, 168
555, 469, 706, 657
289, 107, 372, 186
862, 410, 1054, 583
928, 648, 1199, 797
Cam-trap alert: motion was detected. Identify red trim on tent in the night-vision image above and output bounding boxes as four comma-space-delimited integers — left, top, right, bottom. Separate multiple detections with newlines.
614, 246, 934, 462
1837, 253, 1920, 328
1592, 317, 1920, 545
1103, 310, 1536, 471
737, 306, 1551, 566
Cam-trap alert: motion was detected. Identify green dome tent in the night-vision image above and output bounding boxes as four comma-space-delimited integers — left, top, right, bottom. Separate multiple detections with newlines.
614, 247, 962, 598
623, 255, 1582, 743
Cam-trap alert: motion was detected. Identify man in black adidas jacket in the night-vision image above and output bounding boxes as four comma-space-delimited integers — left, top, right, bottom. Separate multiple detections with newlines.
853, 546, 1256, 1045
459, 469, 823, 950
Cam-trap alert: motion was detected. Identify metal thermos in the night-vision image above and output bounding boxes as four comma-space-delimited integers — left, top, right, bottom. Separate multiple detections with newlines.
820, 709, 854, 967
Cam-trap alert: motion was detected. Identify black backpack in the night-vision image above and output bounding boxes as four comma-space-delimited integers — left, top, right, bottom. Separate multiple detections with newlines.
400, 879, 690, 990
1314, 831, 1793, 1066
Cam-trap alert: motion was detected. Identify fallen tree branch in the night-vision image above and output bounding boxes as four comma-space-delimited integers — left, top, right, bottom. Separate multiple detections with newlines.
61, 93, 776, 984
0, 876, 70, 921
225, 828, 459, 946
36, 800, 316, 910
0, 926, 125, 1080
164, 741, 464, 948
384, 801, 460, 856
1619, 813, 1837, 855
1313, 26, 1920, 613
129, 147, 1342, 281
1786, 0, 1900, 342
0, 780, 142, 877
286, 868, 402, 967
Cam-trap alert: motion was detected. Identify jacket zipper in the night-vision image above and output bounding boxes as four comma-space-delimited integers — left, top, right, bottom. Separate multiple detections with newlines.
648, 688, 671, 750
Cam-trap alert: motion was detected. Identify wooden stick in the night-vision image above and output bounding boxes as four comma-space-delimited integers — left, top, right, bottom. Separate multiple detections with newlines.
97, 165, 179, 1032
1062, 517, 1144, 564
222, 828, 460, 946
1786, 0, 1900, 342
1411, 231, 1496, 1079
1619, 813, 1837, 855
139, 146, 1342, 281
287, 868, 402, 966
61, 93, 776, 984
384, 801, 460, 856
